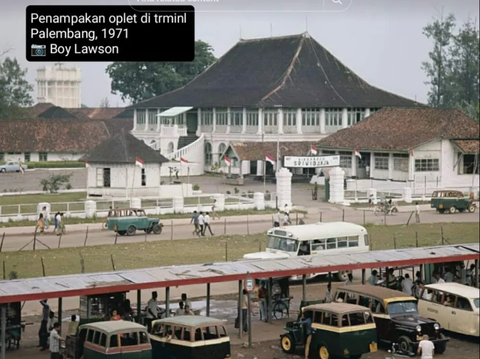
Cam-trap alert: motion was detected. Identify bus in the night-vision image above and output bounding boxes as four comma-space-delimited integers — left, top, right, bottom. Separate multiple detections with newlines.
243, 222, 369, 281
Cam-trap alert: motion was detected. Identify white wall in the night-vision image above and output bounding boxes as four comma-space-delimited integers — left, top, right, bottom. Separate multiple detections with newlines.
2, 152, 85, 162
413, 140, 441, 183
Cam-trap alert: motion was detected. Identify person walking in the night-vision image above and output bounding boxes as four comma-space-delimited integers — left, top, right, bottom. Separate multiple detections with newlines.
203, 212, 214, 236
257, 282, 268, 322
42, 206, 50, 230
401, 273, 413, 295
53, 212, 60, 233
146, 291, 159, 332
190, 211, 199, 235
240, 289, 252, 336
324, 282, 333, 303
273, 210, 281, 227
283, 212, 291, 226
211, 200, 220, 219
38, 300, 50, 351
197, 212, 205, 236
415, 202, 421, 223
37, 213, 45, 235
417, 334, 435, 359
297, 311, 313, 359
345, 273, 354, 286
49, 322, 63, 359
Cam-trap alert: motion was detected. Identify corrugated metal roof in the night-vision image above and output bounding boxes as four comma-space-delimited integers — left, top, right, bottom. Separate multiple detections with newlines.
0, 244, 478, 304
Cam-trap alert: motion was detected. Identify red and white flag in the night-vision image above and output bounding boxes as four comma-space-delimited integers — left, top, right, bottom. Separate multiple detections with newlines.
180, 157, 189, 163
410, 149, 414, 157
19, 162, 25, 174
135, 157, 144, 168
354, 148, 362, 159
265, 154, 275, 165
85, 160, 90, 168
224, 155, 231, 166
310, 145, 318, 155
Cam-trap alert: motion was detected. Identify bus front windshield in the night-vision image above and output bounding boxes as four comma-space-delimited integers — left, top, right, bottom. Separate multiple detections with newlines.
267, 236, 298, 253
387, 301, 418, 315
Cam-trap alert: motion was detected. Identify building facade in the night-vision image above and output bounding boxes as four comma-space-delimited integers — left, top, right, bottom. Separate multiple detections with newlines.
130, 33, 420, 175
36, 64, 82, 108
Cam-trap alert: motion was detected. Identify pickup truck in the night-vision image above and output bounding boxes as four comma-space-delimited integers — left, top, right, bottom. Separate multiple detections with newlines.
0, 161, 28, 173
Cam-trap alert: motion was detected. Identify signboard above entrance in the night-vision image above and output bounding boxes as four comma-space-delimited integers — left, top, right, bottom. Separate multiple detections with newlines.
283, 155, 340, 168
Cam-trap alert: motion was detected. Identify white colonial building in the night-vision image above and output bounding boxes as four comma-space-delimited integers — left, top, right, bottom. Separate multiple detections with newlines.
36, 64, 82, 108
316, 108, 479, 191
82, 131, 171, 198
130, 33, 421, 176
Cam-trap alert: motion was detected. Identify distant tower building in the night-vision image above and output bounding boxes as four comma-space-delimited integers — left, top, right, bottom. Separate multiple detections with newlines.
36, 63, 82, 108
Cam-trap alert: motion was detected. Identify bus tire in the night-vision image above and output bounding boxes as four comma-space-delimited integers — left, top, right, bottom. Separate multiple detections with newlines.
335, 271, 349, 281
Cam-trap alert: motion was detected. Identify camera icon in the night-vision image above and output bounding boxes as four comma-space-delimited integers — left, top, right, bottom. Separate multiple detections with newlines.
31, 44, 47, 57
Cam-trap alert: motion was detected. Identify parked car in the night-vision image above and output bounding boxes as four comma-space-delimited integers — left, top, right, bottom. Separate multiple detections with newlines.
107, 209, 163, 236
280, 303, 377, 359
334, 285, 448, 356
149, 316, 230, 359
431, 190, 476, 214
65, 321, 151, 359
0, 161, 27, 173
417, 282, 479, 337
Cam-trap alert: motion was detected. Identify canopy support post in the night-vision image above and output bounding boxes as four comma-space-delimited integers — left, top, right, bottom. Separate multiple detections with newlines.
165, 287, 170, 318
206, 283, 211, 317
136, 290, 142, 324
302, 275, 307, 302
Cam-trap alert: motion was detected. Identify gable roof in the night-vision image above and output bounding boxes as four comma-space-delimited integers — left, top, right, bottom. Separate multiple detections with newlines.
227, 141, 312, 161
317, 108, 480, 151
67, 107, 133, 120
82, 131, 168, 164
36, 106, 78, 119
452, 140, 479, 154
131, 33, 420, 109
28, 103, 56, 116
0, 119, 112, 153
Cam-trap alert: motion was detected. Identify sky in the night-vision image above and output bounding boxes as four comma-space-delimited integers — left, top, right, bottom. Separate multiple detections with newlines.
1, 0, 478, 107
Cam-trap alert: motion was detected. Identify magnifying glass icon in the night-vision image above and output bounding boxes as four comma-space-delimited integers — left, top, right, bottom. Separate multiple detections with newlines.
332, 0, 343, 4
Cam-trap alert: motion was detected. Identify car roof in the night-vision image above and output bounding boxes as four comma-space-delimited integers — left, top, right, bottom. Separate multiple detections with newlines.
303, 302, 371, 314
153, 316, 225, 327
80, 321, 146, 333
268, 222, 367, 239
425, 282, 479, 298
337, 285, 416, 301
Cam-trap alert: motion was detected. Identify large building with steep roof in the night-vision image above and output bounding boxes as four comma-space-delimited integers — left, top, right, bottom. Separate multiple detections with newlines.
129, 32, 421, 176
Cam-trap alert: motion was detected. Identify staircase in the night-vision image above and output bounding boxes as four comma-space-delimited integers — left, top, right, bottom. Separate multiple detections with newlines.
178, 134, 199, 149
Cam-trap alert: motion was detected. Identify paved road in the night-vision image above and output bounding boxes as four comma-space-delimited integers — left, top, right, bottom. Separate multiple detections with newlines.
1, 209, 478, 252
0, 168, 86, 192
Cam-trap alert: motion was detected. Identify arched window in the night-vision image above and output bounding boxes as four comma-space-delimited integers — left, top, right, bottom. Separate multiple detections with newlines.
167, 142, 174, 154
205, 142, 213, 166
218, 143, 227, 157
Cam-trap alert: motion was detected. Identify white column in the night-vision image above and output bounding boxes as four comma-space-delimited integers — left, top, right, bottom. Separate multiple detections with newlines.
276, 168, 292, 208
241, 108, 247, 134
319, 108, 325, 133
257, 108, 263, 134
408, 152, 415, 181
351, 151, 357, 177
388, 153, 394, 180
226, 107, 231, 134
329, 167, 345, 204
278, 108, 284, 134
133, 109, 137, 130
212, 108, 217, 133
156, 109, 161, 131
197, 108, 202, 134
342, 108, 348, 128
369, 152, 374, 178
364, 108, 371, 119
296, 108, 302, 134
145, 109, 149, 130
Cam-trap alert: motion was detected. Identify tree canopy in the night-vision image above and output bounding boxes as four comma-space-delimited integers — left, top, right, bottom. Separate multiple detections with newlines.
422, 13, 479, 120
0, 54, 34, 119
106, 40, 216, 104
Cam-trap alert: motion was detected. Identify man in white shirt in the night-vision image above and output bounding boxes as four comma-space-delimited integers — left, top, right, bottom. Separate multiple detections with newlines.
324, 283, 333, 303
345, 273, 354, 286
146, 291, 159, 332
203, 213, 214, 236
443, 267, 454, 283
401, 273, 413, 295
273, 210, 280, 227
415, 202, 421, 223
197, 212, 205, 236
368, 270, 379, 286
417, 335, 435, 359
175, 302, 185, 316
49, 322, 63, 359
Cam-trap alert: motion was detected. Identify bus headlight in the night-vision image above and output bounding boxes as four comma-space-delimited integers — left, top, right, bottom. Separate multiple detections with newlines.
416, 325, 422, 332
434, 323, 440, 331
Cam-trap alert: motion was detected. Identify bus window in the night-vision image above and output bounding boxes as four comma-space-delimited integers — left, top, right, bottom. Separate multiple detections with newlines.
364, 235, 369, 245
267, 236, 298, 253
337, 237, 348, 248
298, 241, 310, 255
348, 236, 359, 247
327, 238, 336, 249
311, 239, 325, 251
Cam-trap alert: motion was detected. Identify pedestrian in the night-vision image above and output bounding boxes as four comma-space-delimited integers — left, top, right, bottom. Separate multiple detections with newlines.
110, 309, 121, 321
67, 315, 78, 336
55, 213, 63, 235
324, 282, 333, 303
37, 213, 45, 234
190, 211, 199, 235
443, 267, 454, 282
49, 322, 63, 359
175, 302, 185, 316
283, 211, 291, 226
146, 291, 159, 332
344, 273, 353, 286
122, 299, 133, 321
257, 282, 268, 322
387, 268, 398, 289
368, 270, 379, 286
181, 293, 192, 308
211, 200, 220, 219
240, 289, 252, 336
466, 264, 476, 286
297, 310, 313, 359
432, 271, 445, 284
203, 212, 214, 236
47, 310, 56, 334
273, 209, 281, 227
401, 273, 413, 295
60, 213, 66, 234
415, 202, 421, 223
197, 211, 205, 236
42, 206, 50, 229
184, 304, 195, 316
38, 300, 50, 351
54, 212, 60, 233
417, 334, 435, 359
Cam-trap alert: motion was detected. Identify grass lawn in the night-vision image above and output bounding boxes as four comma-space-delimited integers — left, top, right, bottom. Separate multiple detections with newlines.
1, 223, 477, 279
350, 200, 431, 208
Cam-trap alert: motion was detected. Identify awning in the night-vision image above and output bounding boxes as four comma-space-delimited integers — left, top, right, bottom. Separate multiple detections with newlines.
157, 106, 193, 117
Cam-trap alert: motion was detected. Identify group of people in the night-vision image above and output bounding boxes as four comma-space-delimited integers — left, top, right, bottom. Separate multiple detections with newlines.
36, 206, 66, 235
273, 204, 292, 227
145, 292, 195, 331
190, 211, 216, 236
37, 299, 63, 359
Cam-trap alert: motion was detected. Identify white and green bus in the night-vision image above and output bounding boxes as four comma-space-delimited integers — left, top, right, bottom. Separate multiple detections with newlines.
243, 222, 369, 281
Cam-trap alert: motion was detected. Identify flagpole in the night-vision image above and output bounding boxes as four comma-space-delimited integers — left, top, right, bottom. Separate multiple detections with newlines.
131, 164, 136, 200
263, 159, 266, 195
276, 132, 280, 172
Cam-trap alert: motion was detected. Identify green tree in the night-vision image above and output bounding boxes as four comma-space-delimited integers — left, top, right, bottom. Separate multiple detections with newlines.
0, 55, 34, 119
105, 40, 216, 103
421, 12, 456, 108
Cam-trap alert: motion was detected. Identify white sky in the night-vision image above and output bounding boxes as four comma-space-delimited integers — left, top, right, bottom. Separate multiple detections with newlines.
1, 0, 478, 107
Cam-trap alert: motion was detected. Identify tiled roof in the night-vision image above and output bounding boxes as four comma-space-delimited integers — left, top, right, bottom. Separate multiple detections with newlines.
0, 119, 112, 153
228, 142, 313, 161
131, 33, 421, 109
453, 140, 480, 154
67, 108, 133, 120
317, 108, 480, 151
103, 118, 134, 135
37, 106, 77, 119
27, 103, 56, 116
82, 131, 169, 164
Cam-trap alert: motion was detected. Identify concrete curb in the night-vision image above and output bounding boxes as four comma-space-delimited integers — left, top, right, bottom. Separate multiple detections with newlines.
0, 213, 306, 237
